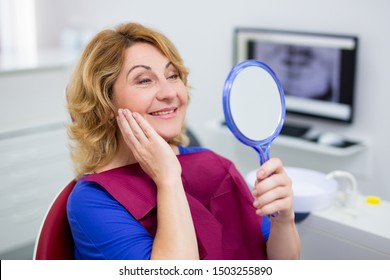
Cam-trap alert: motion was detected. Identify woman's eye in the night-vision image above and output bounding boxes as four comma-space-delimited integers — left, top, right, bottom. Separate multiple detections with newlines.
167, 73, 179, 81
138, 78, 152, 85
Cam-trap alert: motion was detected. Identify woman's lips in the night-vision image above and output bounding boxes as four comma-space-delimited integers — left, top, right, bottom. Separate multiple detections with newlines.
150, 108, 176, 116
149, 107, 178, 118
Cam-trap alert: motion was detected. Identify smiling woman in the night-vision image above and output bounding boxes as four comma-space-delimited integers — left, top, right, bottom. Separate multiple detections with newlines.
65, 22, 300, 260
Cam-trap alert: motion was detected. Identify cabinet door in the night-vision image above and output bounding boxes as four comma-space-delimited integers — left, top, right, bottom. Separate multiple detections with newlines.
297, 219, 390, 259
0, 126, 73, 254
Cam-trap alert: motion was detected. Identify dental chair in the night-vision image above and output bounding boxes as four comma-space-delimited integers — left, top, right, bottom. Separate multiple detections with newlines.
33, 180, 76, 260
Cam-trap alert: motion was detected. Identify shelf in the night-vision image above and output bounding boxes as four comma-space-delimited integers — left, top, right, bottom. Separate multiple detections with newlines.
208, 119, 366, 157
275, 135, 366, 156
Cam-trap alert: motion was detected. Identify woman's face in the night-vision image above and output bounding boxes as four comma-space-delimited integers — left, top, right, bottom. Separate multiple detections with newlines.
112, 42, 188, 141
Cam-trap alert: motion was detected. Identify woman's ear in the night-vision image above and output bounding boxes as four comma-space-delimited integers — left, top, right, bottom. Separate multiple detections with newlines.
110, 109, 116, 120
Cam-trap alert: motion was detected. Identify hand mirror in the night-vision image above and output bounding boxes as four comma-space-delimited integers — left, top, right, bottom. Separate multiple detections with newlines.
222, 59, 286, 165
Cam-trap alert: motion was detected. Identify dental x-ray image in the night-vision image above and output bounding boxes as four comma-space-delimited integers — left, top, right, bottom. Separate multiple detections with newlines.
249, 41, 341, 102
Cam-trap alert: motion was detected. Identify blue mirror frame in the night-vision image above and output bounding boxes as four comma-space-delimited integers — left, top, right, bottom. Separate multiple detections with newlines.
222, 60, 286, 165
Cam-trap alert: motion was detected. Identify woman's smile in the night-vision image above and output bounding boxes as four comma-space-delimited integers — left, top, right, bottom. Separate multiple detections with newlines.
149, 107, 178, 118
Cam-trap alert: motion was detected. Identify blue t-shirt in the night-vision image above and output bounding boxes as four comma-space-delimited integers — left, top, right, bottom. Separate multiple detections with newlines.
67, 146, 270, 259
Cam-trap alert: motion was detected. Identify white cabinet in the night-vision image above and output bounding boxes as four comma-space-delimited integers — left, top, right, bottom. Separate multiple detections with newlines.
0, 126, 73, 255
0, 51, 75, 257
296, 195, 390, 259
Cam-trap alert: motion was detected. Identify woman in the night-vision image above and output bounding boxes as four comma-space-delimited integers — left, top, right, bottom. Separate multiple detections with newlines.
66, 22, 300, 260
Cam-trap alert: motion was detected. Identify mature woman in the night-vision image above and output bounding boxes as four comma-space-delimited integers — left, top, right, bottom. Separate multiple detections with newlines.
66, 22, 300, 260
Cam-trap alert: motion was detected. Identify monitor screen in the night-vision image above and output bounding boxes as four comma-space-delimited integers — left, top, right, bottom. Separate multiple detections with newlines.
234, 28, 358, 123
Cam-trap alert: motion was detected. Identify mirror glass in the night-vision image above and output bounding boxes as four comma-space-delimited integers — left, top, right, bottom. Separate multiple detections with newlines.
222, 60, 286, 164
230, 65, 282, 140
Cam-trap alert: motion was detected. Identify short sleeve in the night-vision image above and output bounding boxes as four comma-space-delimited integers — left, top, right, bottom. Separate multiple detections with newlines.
67, 180, 153, 259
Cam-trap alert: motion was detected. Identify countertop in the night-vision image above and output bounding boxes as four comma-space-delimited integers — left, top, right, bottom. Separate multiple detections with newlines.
299, 194, 390, 258
311, 193, 390, 239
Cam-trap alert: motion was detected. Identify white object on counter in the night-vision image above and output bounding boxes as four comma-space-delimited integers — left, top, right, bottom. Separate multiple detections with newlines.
246, 167, 348, 213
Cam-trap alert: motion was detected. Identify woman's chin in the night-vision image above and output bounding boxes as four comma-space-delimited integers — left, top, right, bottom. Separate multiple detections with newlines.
157, 131, 180, 142
150, 123, 182, 142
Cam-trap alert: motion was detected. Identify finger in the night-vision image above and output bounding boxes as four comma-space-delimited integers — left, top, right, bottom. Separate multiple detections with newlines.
131, 112, 160, 140
253, 184, 288, 206
122, 109, 149, 143
117, 109, 150, 156
255, 198, 285, 216
253, 172, 288, 197
117, 109, 139, 148
256, 158, 284, 180
256, 196, 294, 217
254, 188, 293, 215
253, 158, 287, 195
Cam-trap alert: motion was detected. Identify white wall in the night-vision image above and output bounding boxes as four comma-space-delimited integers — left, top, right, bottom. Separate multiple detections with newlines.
35, 0, 390, 200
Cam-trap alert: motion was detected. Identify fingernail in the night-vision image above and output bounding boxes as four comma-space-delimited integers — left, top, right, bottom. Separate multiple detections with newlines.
257, 169, 266, 179
124, 109, 132, 117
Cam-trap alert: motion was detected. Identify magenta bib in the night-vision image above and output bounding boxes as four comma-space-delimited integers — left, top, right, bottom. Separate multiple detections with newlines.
81, 150, 266, 259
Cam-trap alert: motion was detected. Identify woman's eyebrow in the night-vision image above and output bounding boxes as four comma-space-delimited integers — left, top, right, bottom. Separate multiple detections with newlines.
126, 65, 151, 78
126, 62, 173, 78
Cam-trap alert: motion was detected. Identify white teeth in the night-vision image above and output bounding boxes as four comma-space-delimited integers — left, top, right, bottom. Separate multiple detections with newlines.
151, 109, 175, 116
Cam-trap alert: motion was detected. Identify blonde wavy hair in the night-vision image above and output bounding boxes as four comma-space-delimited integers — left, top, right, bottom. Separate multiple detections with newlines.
67, 22, 190, 179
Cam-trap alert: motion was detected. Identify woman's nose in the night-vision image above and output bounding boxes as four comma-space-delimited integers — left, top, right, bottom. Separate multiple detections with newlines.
156, 80, 177, 100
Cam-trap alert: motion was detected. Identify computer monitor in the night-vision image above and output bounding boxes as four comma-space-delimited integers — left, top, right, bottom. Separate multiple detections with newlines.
234, 28, 358, 124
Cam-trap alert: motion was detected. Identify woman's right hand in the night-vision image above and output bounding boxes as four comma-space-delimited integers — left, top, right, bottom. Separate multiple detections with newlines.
116, 108, 181, 185
117, 108, 199, 259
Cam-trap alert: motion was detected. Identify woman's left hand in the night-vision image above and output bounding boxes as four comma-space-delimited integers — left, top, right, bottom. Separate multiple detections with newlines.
252, 158, 294, 221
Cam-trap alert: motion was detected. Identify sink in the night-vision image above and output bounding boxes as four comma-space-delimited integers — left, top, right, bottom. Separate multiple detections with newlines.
245, 167, 338, 213
285, 167, 338, 213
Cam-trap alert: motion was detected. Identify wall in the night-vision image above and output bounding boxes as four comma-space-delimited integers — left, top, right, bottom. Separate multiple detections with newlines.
35, 0, 390, 200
